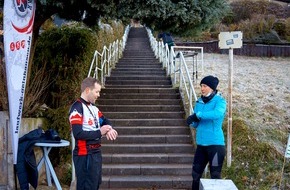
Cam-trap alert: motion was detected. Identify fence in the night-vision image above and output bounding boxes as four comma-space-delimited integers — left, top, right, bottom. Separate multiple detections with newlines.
177, 41, 290, 57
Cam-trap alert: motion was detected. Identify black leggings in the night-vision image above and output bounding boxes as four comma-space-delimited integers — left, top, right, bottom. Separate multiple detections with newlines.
192, 145, 226, 190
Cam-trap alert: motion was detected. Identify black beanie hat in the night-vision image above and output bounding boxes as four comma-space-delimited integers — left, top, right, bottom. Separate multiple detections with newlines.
200, 75, 219, 91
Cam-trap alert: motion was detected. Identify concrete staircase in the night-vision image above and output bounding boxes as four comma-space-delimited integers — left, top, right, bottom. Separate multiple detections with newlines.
98, 27, 194, 190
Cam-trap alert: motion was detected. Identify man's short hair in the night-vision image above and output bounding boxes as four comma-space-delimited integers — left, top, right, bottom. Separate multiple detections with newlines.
81, 77, 101, 92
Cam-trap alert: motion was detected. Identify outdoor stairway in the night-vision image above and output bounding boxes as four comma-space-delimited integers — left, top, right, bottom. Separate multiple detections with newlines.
98, 27, 194, 190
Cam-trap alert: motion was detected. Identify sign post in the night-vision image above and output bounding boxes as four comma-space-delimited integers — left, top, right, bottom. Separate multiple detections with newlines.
279, 134, 290, 189
218, 31, 243, 167
284, 135, 290, 158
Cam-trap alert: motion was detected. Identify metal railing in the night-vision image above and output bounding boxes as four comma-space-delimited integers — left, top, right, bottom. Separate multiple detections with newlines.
147, 28, 204, 115
88, 25, 130, 85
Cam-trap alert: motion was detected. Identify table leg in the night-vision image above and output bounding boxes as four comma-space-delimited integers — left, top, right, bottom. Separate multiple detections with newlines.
37, 155, 45, 171
43, 147, 52, 186
43, 147, 62, 190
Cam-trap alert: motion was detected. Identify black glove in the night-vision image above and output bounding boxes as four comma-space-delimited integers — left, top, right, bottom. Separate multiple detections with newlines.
186, 113, 200, 125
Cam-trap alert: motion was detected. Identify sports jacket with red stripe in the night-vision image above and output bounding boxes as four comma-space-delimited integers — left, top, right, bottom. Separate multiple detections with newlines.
69, 98, 112, 156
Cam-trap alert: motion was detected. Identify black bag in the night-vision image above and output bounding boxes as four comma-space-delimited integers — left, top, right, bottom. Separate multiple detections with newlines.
43, 129, 61, 142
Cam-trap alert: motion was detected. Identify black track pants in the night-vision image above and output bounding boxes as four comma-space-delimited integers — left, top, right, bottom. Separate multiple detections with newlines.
73, 152, 102, 190
192, 145, 225, 190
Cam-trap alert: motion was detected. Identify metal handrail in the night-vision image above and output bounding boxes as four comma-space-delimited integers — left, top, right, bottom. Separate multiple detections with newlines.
88, 25, 130, 85
146, 27, 204, 115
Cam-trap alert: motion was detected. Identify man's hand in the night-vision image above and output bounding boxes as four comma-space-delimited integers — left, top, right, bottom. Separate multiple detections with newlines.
106, 129, 118, 141
100, 125, 112, 135
100, 125, 118, 140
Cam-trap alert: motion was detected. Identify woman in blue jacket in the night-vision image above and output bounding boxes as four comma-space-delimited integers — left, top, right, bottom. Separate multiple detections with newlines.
186, 75, 227, 190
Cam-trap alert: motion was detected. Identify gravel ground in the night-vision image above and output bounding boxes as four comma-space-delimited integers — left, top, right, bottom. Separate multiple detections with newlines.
188, 53, 290, 153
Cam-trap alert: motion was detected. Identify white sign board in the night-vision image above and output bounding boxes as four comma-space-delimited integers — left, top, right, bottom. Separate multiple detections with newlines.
285, 134, 290, 158
218, 31, 243, 49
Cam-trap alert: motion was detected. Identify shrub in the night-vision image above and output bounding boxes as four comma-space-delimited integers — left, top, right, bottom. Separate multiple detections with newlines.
237, 14, 280, 42
229, 0, 288, 24
0, 52, 7, 111
267, 1, 289, 19
229, 0, 270, 23
33, 25, 97, 109
0, 11, 6, 111
285, 18, 290, 42
273, 19, 287, 39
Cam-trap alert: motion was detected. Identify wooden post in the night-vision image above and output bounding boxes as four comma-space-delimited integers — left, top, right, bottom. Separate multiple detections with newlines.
218, 31, 242, 168
227, 48, 233, 167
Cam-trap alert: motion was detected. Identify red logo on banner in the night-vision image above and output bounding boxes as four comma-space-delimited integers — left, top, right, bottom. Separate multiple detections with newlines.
12, 0, 35, 34
10, 42, 15, 51
21, 40, 25, 48
9, 40, 26, 51
16, 41, 21, 50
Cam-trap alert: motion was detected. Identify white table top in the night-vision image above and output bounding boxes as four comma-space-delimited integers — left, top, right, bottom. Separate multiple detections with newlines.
35, 139, 70, 147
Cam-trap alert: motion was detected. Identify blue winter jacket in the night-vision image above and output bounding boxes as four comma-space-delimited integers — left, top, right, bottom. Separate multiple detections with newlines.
190, 93, 227, 146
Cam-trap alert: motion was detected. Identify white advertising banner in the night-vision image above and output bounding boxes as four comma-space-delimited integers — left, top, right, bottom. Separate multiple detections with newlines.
3, 0, 36, 164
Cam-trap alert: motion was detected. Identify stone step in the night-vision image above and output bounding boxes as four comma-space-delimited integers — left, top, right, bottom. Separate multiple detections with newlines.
100, 175, 192, 189
125, 43, 150, 46
101, 144, 194, 154
127, 33, 148, 37
128, 33, 149, 37
105, 80, 171, 85
104, 111, 184, 119
118, 57, 158, 61
126, 39, 150, 42
106, 76, 168, 81
97, 99, 181, 105
126, 39, 150, 43
100, 93, 180, 99
125, 46, 151, 49
116, 61, 160, 65
109, 118, 187, 126
102, 164, 192, 176
102, 134, 191, 144
122, 52, 155, 56
110, 126, 190, 135
102, 153, 194, 164
110, 70, 166, 75
98, 105, 182, 112
117, 62, 159, 65
120, 56, 156, 59
110, 68, 165, 72
109, 71, 165, 76
104, 85, 172, 88
101, 88, 178, 94
115, 64, 162, 68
